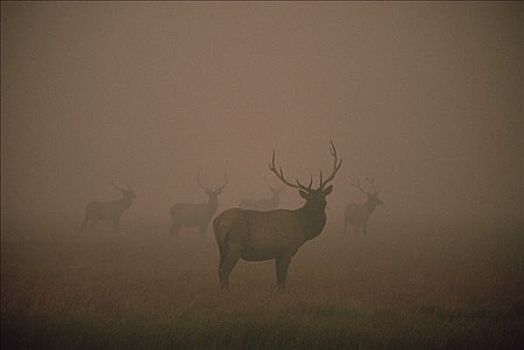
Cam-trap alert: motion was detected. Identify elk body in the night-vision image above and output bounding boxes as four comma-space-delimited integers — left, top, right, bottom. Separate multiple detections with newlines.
214, 141, 342, 290
238, 179, 284, 211
80, 182, 137, 232
169, 173, 227, 237
344, 178, 383, 235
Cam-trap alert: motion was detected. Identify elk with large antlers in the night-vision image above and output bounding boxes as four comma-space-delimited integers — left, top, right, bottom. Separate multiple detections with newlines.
80, 182, 137, 232
238, 176, 285, 211
344, 178, 383, 235
213, 141, 342, 290
169, 173, 228, 237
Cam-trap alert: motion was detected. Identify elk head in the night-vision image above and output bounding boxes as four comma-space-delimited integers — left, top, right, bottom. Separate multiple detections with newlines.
111, 181, 137, 200
351, 177, 383, 206
268, 140, 342, 211
197, 172, 228, 201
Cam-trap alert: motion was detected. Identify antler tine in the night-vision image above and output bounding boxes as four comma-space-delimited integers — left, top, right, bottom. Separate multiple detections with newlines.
269, 150, 307, 191
196, 172, 209, 192
216, 172, 228, 191
366, 177, 379, 193
111, 181, 124, 192
320, 139, 342, 189
350, 179, 368, 194
330, 139, 337, 156
296, 174, 313, 191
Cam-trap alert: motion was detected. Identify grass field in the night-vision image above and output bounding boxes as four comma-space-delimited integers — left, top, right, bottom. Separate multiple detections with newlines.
1, 219, 523, 349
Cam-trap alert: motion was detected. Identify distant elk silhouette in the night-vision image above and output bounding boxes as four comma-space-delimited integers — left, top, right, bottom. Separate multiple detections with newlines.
238, 177, 285, 211
344, 178, 383, 235
169, 173, 228, 237
80, 182, 137, 232
213, 141, 342, 290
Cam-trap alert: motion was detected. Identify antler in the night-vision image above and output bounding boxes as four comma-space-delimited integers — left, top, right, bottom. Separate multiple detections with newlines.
296, 174, 314, 191
197, 172, 227, 192
269, 140, 342, 192
216, 173, 228, 192
350, 179, 368, 194
366, 177, 380, 193
268, 151, 310, 191
111, 181, 127, 192
319, 140, 342, 190
196, 172, 210, 192
351, 178, 380, 194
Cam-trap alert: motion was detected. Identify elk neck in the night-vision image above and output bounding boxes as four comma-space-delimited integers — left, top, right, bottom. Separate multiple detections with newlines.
297, 201, 327, 241
119, 196, 133, 210
207, 195, 219, 215
366, 200, 377, 213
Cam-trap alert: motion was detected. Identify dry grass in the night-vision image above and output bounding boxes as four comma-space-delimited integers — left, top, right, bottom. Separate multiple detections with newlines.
1, 219, 523, 349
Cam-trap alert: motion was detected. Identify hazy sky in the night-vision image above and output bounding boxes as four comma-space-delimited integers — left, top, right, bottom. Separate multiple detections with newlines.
1, 2, 522, 226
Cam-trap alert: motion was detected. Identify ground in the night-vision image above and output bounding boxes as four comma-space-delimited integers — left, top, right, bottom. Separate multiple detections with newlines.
1, 219, 523, 349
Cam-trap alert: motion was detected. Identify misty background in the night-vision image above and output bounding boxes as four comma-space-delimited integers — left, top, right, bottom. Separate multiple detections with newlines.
1, 2, 522, 228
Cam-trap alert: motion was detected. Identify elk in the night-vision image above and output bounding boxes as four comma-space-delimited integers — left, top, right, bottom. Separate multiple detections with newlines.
213, 141, 342, 290
344, 178, 383, 235
80, 182, 137, 232
238, 177, 285, 211
169, 173, 228, 237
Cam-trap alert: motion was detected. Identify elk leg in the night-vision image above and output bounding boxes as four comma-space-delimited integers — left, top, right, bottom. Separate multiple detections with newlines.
275, 256, 291, 291
363, 221, 367, 235
344, 220, 350, 235
218, 246, 240, 289
89, 219, 96, 231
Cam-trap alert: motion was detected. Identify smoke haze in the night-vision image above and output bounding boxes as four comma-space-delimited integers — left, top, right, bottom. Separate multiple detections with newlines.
2, 2, 522, 225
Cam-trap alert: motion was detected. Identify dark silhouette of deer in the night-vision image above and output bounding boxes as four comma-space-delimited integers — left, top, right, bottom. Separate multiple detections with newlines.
344, 178, 383, 235
80, 182, 137, 232
238, 177, 285, 211
213, 141, 342, 290
170, 173, 227, 237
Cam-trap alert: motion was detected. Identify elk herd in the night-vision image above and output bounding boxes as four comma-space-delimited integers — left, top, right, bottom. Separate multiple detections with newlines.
80, 141, 384, 290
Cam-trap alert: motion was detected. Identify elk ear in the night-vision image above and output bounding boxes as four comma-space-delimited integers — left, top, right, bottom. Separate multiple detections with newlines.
299, 190, 308, 199
323, 185, 333, 195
